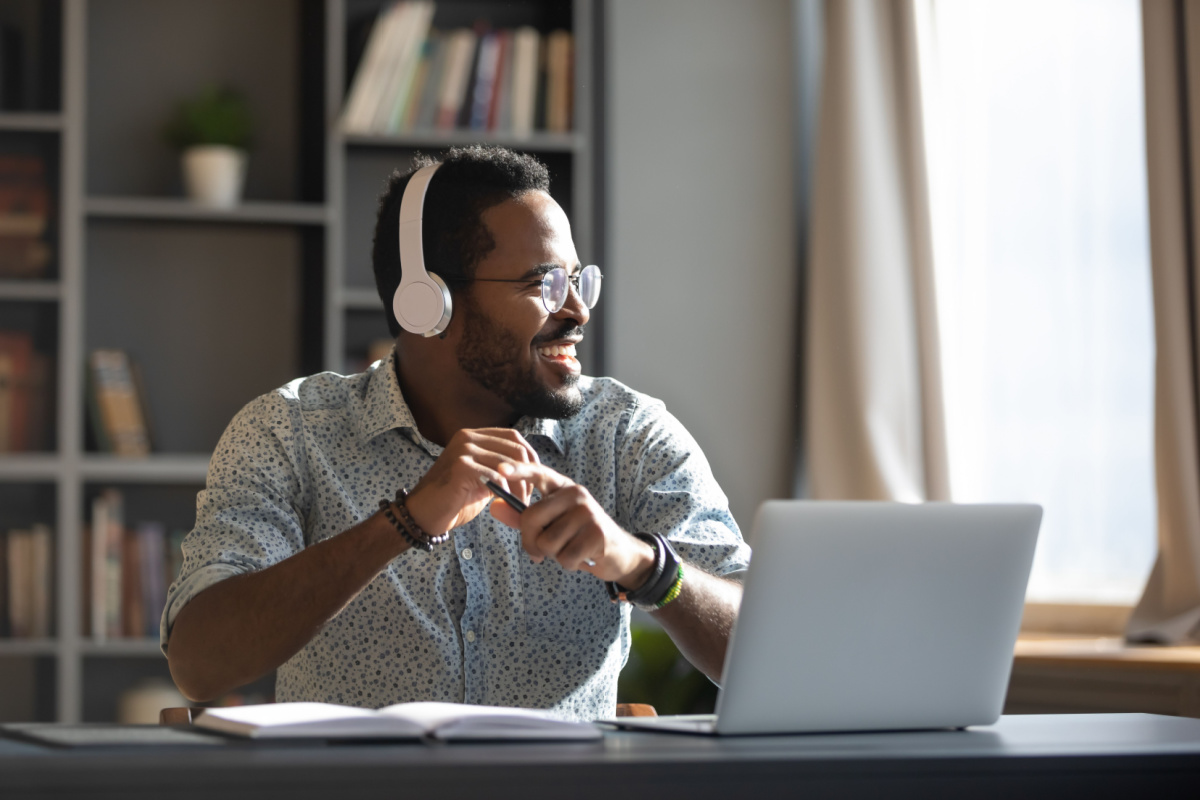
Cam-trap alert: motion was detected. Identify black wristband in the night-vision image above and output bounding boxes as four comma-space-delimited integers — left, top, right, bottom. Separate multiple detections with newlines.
605, 533, 681, 610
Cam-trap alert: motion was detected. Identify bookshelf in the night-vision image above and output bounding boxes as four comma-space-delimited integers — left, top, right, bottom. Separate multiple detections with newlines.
0, 0, 603, 723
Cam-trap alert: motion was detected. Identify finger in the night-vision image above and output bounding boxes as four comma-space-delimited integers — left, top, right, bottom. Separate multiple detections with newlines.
523, 504, 589, 563
489, 497, 521, 529
530, 508, 584, 561
501, 461, 574, 497
555, 521, 604, 573
519, 483, 593, 537
463, 432, 539, 467
466, 428, 541, 464
466, 433, 539, 504
439, 449, 528, 508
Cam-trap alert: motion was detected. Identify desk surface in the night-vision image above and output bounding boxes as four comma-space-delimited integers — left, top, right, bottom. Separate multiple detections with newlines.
2, 714, 1200, 799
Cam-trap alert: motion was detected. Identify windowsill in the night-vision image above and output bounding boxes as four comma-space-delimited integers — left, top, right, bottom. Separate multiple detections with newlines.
1008, 633, 1200, 718
1015, 634, 1200, 673
1009, 603, 1200, 717
1019, 602, 1132, 637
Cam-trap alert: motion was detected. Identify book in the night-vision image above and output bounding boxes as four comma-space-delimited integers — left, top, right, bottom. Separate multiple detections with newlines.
28, 523, 50, 638
87, 349, 151, 457
0, 350, 13, 452
0, 239, 49, 279
0, 528, 8, 637
0, 331, 33, 452
545, 30, 573, 133
4, 524, 48, 638
379, 1, 435, 133
455, 26, 484, 129
534, 34, 548, 132
398, 34, 438, 132
468, 31, 501, 130
491, 30, 514, 132
136, 521, 166, 638
6, 527, 29, 637
195, 701, 602, 741
509, 28, 539, 137
435, 28, 478, 130
413, 33, 449, 130
89, 488, 125, 641
0, 153, 51, 279
121, 524, 143, 639
341, 2, 408, 132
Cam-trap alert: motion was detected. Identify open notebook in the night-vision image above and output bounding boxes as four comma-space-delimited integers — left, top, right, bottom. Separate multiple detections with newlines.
195, 701, 602, 741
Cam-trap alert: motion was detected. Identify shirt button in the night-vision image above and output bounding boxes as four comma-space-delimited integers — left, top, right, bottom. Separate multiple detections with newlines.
462, 547, 473, 560
465, 630, 476, 643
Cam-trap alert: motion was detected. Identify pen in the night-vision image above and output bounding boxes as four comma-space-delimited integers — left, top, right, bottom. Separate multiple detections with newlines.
485, 480, 596, 567
485, 480, 526, 513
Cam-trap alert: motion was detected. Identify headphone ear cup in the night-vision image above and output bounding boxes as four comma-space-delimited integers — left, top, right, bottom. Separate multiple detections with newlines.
393, 271, 453, 336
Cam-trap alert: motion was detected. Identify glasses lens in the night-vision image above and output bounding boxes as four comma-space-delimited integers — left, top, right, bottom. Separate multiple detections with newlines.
541, 268, 568, 313
579, 265, 602, 308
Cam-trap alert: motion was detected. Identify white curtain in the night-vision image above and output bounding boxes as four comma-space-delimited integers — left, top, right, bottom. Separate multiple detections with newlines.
1127, 0, 1200, 643
804, 0, 949, 502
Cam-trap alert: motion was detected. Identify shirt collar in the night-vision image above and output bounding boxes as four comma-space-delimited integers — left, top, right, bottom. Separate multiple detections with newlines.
360, 350, 419, 443
359, 349, 568, 455
516, 415, 567, 455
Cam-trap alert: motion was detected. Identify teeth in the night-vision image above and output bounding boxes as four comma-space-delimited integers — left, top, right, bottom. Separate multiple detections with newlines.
538, 343, 577, 357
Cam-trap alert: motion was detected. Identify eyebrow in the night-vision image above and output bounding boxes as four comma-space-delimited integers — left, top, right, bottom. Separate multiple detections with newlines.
518, 262, 583, 280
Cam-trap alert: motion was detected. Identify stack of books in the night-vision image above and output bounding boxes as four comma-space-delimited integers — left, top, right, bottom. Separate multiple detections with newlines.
341, 1, 574, 137
0, 154, 52, 279
85, 488, 186, 641
0, 523, 53, 639
0, 330, 52, 453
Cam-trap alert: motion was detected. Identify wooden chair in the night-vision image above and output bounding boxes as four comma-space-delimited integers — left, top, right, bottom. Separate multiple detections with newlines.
160, 703, 656, 726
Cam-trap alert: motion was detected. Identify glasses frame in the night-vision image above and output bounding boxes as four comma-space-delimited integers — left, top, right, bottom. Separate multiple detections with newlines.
452, 265, 602, 314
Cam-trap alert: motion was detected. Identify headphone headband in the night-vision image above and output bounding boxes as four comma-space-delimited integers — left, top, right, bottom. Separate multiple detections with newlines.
394, 163, 452, 337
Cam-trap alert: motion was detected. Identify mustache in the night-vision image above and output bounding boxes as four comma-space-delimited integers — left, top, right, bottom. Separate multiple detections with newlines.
532, 324, 585, 347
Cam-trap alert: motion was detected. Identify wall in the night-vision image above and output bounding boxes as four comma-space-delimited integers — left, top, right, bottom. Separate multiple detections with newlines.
606, 0, 798, 535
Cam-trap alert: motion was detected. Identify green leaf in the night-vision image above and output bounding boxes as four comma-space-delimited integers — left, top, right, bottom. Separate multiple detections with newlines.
162, 85, 253, 150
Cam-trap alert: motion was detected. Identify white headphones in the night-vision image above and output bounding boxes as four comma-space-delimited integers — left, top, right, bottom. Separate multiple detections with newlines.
393, 163, 453, 337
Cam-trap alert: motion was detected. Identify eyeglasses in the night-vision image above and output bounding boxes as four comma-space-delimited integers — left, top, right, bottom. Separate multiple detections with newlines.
460, 264, 603, 314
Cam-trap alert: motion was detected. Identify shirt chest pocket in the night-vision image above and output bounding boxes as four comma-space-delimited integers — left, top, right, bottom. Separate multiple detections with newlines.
520, 558, 621, 643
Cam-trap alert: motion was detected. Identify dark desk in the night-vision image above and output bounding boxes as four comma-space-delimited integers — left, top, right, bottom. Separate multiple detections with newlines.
2, 714, 1200, 799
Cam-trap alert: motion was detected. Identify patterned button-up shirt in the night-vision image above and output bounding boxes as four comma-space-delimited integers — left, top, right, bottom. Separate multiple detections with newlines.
160, 354, 751, 721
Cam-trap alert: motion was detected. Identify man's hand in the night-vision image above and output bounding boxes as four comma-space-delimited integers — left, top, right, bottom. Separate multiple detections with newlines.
491, 461, 656, 590
404, 428, 541, 535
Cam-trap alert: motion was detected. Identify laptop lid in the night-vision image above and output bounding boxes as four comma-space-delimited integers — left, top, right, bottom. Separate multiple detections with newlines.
713, 501, 1041, 735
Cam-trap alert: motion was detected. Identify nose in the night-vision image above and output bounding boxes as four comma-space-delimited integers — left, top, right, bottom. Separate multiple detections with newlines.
554, 279, 591, 327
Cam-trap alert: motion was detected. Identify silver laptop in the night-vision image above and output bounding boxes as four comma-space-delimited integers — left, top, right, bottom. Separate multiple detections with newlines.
612, 501, 1041, 735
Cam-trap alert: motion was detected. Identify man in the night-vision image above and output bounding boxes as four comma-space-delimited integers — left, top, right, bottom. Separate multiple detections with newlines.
162, 146, 749, 720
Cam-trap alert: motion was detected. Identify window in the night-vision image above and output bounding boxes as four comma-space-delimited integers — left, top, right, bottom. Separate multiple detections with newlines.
918, 0, 1155, 603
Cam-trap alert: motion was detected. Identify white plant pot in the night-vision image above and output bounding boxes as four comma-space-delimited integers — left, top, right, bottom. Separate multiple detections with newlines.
182, 145, 247, 209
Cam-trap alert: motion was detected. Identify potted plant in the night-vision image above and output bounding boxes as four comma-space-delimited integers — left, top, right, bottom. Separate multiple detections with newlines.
163, 86, 253, 209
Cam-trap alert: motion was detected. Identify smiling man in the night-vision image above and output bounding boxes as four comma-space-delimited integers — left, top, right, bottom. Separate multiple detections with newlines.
161, 146, 750, 720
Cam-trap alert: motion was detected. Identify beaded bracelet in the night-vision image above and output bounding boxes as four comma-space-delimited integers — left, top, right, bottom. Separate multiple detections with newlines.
379, 499, 430, 551
395, 487, 450, 546
378, 487, 449, 552
654, 564, 685, 609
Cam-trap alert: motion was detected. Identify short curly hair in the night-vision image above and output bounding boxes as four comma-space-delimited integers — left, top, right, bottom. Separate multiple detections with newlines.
372, 145, 552, 337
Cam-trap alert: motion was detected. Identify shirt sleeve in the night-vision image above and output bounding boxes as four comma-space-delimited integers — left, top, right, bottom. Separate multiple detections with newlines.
159, 389, 310, 654
615, 396, 752, 577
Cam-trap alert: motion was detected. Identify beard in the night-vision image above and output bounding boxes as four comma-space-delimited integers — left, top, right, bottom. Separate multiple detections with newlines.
456, 297, 585, 420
